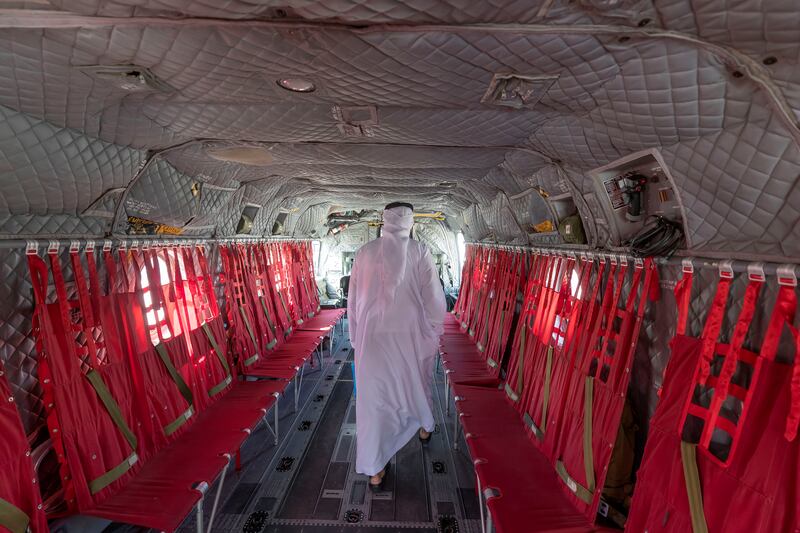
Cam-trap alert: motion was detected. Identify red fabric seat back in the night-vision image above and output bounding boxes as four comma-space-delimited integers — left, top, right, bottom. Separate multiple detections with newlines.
0, 365, 49, 533
28, 248, 146, 512
627, 266, 800, 532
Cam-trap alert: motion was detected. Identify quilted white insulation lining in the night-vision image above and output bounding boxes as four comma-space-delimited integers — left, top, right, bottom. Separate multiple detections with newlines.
0, 1, 798, 256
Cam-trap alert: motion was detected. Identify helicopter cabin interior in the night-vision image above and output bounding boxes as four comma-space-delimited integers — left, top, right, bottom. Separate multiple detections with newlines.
0, 1, 799, 533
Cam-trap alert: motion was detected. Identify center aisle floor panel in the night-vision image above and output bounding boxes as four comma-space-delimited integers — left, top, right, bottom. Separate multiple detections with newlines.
207, 319, 483, 533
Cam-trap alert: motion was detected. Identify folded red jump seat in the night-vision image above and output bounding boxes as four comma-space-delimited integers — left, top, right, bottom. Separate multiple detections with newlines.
1, 363, 49, 533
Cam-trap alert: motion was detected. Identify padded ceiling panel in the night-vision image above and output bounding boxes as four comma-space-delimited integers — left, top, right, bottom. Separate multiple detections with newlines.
0, 0, 796, 258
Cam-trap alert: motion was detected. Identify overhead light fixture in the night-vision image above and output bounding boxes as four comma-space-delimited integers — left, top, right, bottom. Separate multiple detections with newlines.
276, 78, 316, 93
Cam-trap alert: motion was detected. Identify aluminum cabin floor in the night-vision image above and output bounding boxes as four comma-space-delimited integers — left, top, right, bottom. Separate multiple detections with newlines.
156, 319, 481, 533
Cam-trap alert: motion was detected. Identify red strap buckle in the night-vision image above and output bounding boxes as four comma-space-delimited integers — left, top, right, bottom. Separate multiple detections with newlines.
777, 265, 798, 287
681, 258, 694, 274
25, 241, 37, 255
634, 257, 644, 269
718, 260, 734, 280
129, 240, 139, 250
85, 241, 95, 253
747, 262, 765, 282
69, 240, 80, 253
47, 240, 59, 255
609, 254, 618, 266
103, 240, 112, 252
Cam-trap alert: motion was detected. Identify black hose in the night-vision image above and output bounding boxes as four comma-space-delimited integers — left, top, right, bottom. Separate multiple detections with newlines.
625, 216, 684, 257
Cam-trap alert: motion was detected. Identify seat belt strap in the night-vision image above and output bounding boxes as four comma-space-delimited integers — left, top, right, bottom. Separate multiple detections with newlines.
555, 460, 594, 505
541, 346, 554, 435
680, 441, 709, 533
582, 375, 596, 495
260, 296, 277, 335
84, 369, 140, 493
88, 450, 139, 495
153, 343, 195, 435
553, 374, 596, 505
203, 323, 233, 398
526, 345, 553, 441
239, 306, 260, 366
0, 497, 29, 533
505, 322, 526, 402
488, 307, 505, 369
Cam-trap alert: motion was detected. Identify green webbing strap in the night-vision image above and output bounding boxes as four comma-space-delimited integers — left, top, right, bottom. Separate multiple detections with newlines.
88, 451, 139, 495
84, 370, 139, 494
554, 376, 596, 505
277, 291, 291, 326
530, 346, 554, 441
0, 497, 30, 533
583, 376, 596, 497
238, 306, 260, 366
257, 297, 277, 350
259, 296, 277, 334
202, 323, 233, 398
208, 375, 233, 399
541, 346, 554, 433
470, 292, 482, 337
493, 309, 507, 366
478, 291, 492, 352
154, 343, 195, 435
85, 370, 137, 449
681, 441, 709, 533
301, 276, 315, 318
154, 343, 193, 406
555, 460, 594, 505
163, 405, 195, 436
504, 323, 526, 402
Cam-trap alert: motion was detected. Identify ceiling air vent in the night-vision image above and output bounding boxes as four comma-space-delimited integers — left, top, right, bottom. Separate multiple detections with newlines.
481, 73, 558, 109
332, 105, 378, 138
78, 65, 174, 93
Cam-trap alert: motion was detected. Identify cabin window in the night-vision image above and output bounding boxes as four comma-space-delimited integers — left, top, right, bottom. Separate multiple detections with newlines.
139, 252, 196, 345
456, 232, 466, 275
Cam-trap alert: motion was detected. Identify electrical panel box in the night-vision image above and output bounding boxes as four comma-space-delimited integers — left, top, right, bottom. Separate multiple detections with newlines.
587, 148, 686, 246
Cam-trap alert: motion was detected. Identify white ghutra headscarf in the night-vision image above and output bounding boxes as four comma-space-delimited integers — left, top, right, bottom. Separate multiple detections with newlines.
379, 205, 414, 301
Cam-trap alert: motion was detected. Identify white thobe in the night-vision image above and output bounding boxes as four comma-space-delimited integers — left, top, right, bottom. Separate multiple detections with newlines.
348, 207, 446, 476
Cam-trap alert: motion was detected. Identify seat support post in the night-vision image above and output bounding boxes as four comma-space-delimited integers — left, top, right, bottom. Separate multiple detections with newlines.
476, 473, 487, 533
194, 482, 209, 533
206, 455, 231, 533
445, 372, 451, 416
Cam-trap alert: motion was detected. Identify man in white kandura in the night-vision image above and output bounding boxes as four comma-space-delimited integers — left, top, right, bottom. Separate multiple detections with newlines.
347, 202, 447, 491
